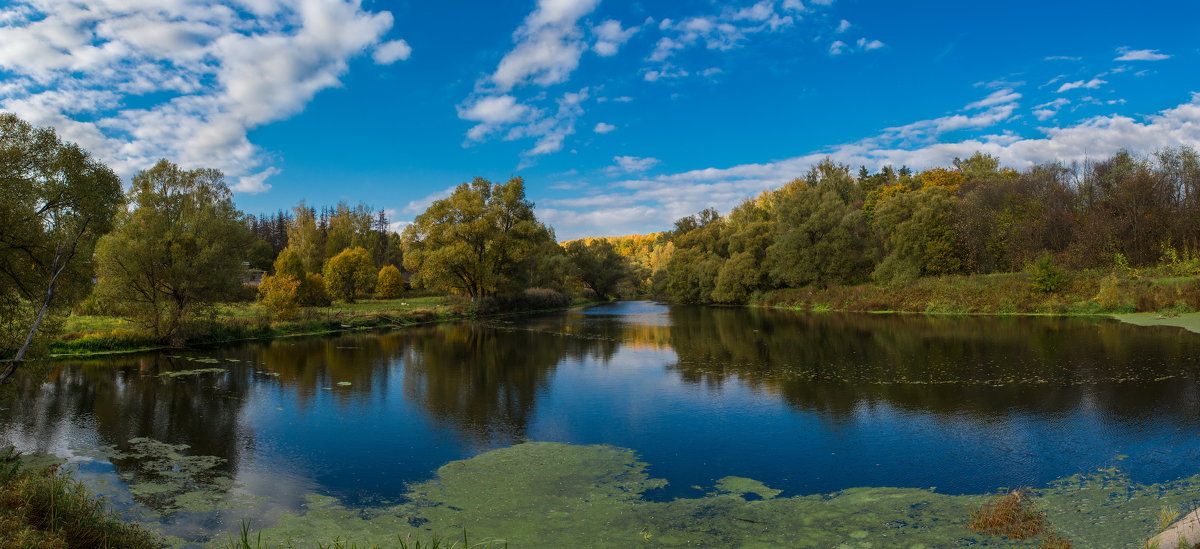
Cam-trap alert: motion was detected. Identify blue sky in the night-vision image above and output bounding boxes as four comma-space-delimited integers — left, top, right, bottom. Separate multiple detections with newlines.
1, 0, 1198, 238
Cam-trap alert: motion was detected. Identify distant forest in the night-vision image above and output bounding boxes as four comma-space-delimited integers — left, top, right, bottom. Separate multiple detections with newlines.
592, 148, 1200, 304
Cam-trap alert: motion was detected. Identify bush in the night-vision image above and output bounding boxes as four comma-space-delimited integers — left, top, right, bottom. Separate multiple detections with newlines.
257, 275, 300, 320
1094, 274, 1133, 311
322, 247, 375, 303
298, 273, 332, 307
1029, 253, 1068, 294
375, 265, 405, 299
520, 288, 571, 310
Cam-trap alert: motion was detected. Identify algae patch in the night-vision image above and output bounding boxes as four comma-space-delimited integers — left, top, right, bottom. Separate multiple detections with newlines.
102, 437, 251, 516
1112, 313, 1200, 335
212, 442, 1196, 548
158, 368, 226, 378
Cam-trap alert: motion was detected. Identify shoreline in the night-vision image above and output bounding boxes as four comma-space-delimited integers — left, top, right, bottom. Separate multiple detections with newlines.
44, 299, 605, 360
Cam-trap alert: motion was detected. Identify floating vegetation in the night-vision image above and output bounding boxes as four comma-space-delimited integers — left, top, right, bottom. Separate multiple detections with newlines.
159, 368, 227, 378
102, 438, 250, 516
336, 381, 352, 386
197, 442, 1200, 548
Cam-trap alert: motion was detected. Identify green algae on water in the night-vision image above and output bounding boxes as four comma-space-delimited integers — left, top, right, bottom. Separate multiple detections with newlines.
211, 442, 1197, 548
102, 437, 253, 516
159, 368, 226, 378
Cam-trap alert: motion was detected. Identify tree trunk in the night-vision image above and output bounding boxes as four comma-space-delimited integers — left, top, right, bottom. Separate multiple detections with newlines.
0, 262, 58, 385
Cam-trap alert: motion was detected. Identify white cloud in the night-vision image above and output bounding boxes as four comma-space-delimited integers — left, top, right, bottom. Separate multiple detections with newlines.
592, 19, 637, 56
856, 37, 884, 51
402, 186, 456, 215
489, 0, 600, 91
593, 122, 616, 133
610, 155, 661, 173
544, 93, 1200, 238
836, 19, 851, 33
1115, 47, 1170, 61
831, 36, 883, 56
0, 0, 400, 194
644, 66, 689, 81
458, 0, 604, 159
1056, 78, 1106, 93
1044, 55, 1082, 61
373, 39, 411, 64
505, 88, 590, 158
1032, 98, 1069, 121
965, 88, 1021, 110
648, 1, 803, 65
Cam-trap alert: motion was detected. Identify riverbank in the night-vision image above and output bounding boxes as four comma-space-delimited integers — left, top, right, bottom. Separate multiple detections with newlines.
0, 448, 163, 548
49, 295, 602, 358
756, 270, 1199, 316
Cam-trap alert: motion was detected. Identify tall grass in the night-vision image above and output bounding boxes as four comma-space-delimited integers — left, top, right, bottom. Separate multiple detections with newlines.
0, 447, 164, 549
967, 489, 1071, 549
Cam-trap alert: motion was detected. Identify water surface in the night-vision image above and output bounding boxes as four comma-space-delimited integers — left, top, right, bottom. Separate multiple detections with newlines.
3, 302, 1199, 545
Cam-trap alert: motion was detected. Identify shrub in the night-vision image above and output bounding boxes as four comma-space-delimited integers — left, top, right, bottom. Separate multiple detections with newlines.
298, 273, 332, 307
257, 275, 300, 320
375, 265, 405, 299
1029, 253, 1068, 294
520, 288, 571, 310
1095, 274, 1133, 311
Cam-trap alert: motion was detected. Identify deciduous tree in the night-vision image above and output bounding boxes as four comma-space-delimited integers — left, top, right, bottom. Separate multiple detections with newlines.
94, 160, 253, 341
322, 247, 375, 303
402, 177, 555, 298
0, 114, 123, 382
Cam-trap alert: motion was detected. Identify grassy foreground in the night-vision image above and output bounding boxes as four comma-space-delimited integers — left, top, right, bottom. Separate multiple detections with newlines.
0, 448, 163, 549
50, 296, 598, 357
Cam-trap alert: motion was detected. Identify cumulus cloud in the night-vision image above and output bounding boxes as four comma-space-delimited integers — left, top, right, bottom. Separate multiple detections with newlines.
459, 94, 532, 140
592, 19, 637, 56
0, 0, 402, 193
489, 0, 600, 91
856, 37, 884, 51
1115, 47, 1170, 61
458, 0, 605, 160
373, 39, 412, 64
593, 122, 616, 133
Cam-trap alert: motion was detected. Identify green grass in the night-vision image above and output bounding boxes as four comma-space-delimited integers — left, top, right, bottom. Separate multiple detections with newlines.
757, 270, 1200, 318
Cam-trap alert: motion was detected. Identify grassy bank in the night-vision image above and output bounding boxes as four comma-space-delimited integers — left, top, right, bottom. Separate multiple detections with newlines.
0, 448, 164, 548
756, 269, 1200, 320
50, 295, 600, 357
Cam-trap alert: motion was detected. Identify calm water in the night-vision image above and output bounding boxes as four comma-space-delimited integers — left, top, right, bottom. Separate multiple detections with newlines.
4, 301, 1200, 541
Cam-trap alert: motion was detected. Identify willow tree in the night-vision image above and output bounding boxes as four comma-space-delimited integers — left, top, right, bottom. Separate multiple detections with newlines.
94, 160, 253, 341
0, 114, 123, 383
402, 177, 554, 298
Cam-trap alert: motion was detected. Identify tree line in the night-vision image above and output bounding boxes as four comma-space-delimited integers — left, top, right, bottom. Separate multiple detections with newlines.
0, 115, 636, 377
652, 150, 1200, 304
4, 111, 1200, 377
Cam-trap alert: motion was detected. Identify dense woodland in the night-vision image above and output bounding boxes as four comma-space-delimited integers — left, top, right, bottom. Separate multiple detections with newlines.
618, 149, 1200, 304
3, 112, 1200, 369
